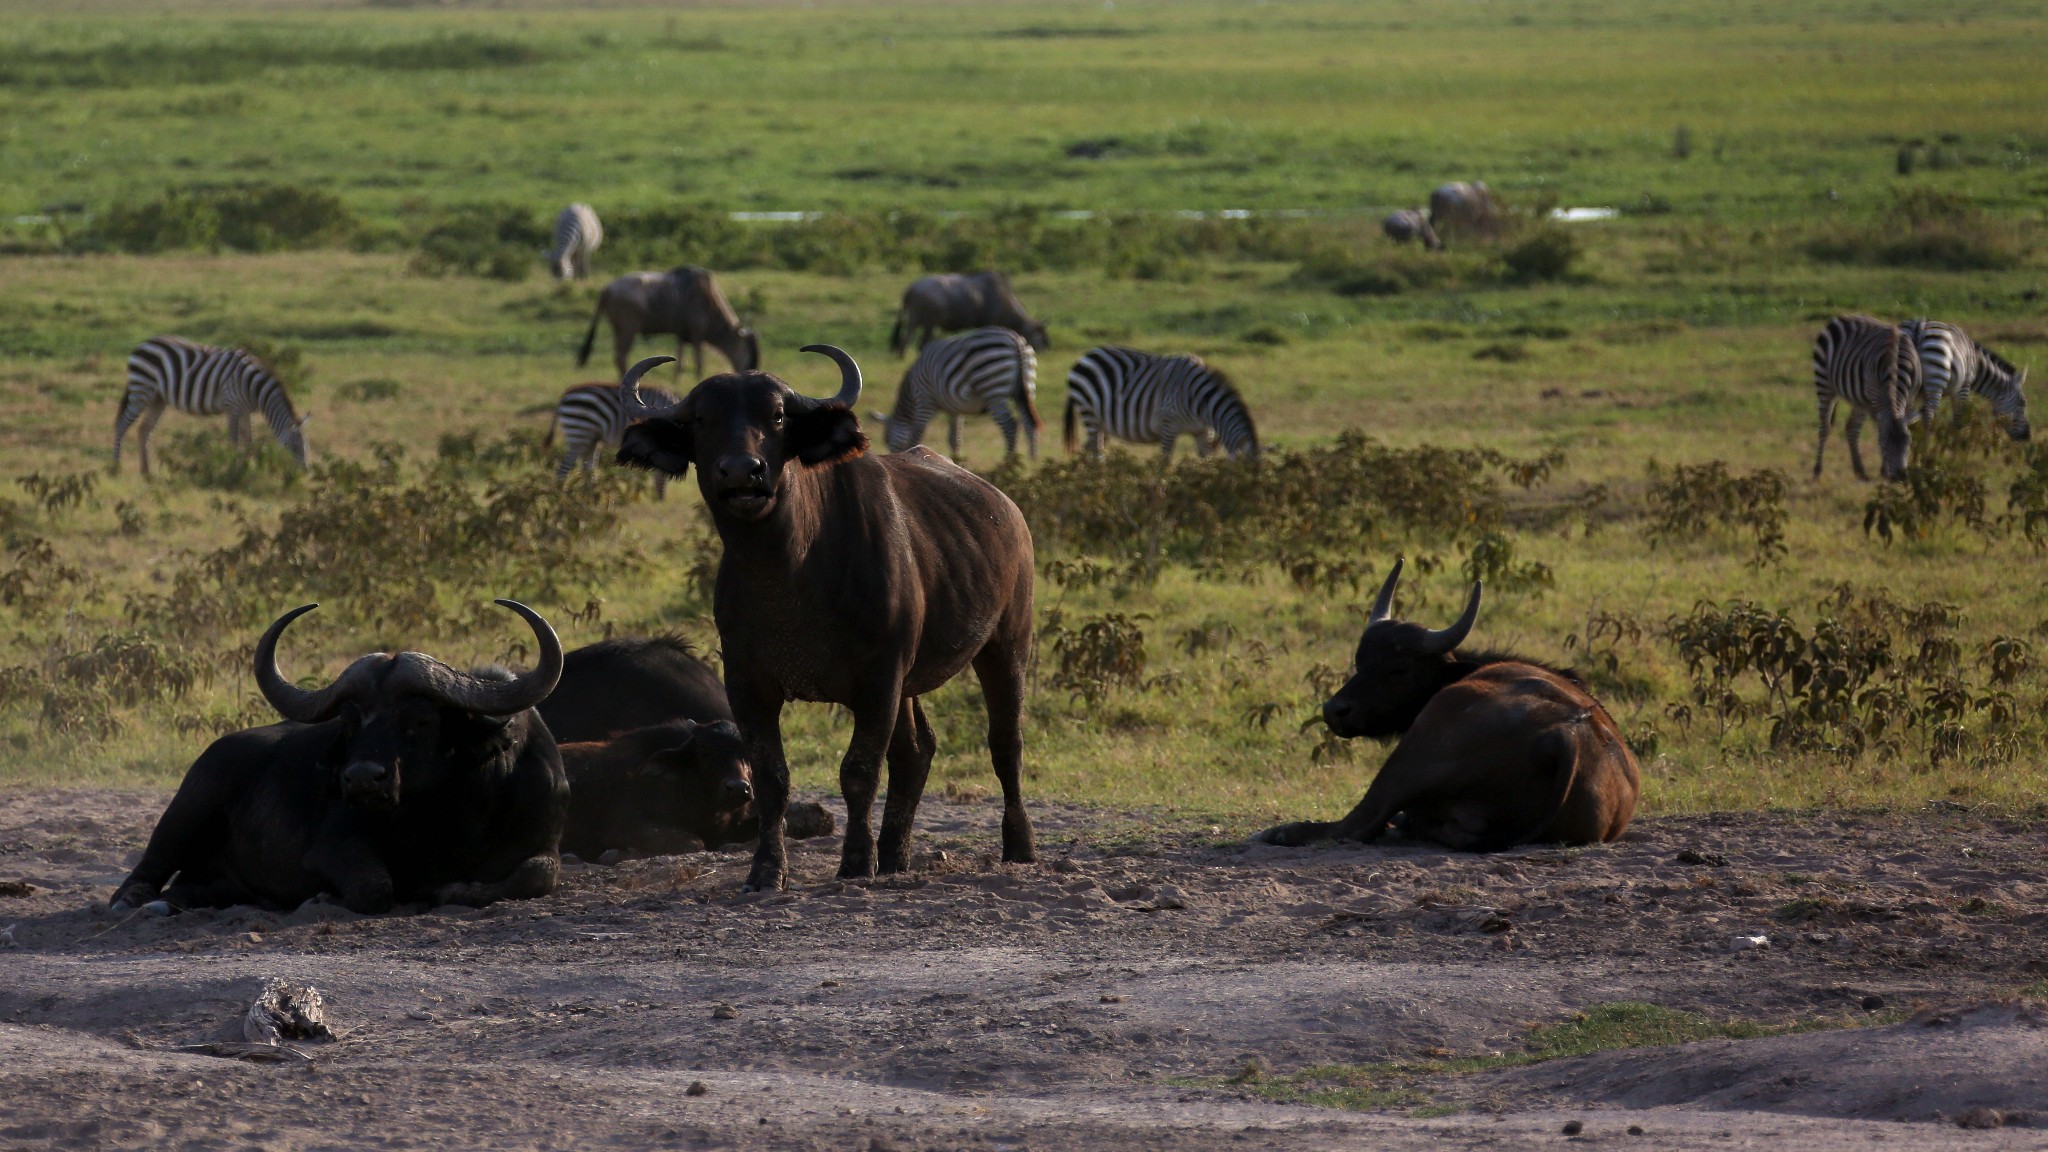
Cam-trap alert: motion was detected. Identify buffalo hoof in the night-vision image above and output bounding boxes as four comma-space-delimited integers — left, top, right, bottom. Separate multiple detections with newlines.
741, 863, 786, 893
141, 900, 173, 917
1254, 821, 1329, 848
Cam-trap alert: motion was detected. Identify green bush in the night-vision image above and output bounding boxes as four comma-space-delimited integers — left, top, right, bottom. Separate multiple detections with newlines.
76, 183, 359, 254
1501, 228, 1580, 282
410, 204, 547, 280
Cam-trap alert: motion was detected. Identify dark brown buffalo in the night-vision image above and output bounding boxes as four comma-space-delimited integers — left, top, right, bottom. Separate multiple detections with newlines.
577, 266, 760, 379
888, 271, 1049, 356
538, 635, 733, 745
617, 347, 1037, 891
111, 601, 567, 914
558, 719, 837, 861
1257, 560, 1638, 852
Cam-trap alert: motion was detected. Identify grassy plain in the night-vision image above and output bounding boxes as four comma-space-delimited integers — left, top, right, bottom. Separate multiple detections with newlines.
0, 0, 2045, 830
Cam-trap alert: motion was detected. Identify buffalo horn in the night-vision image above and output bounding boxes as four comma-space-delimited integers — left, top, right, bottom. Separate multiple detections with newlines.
1367, 557, 1405, 624
1418, 582, 1484, 656
799, 343, 862, 407
254, 604, 372, 723
621, 355, 679, 417
393, 600, 564, 716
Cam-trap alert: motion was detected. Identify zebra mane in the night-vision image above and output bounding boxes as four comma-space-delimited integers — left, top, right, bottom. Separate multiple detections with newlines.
1981, 342, 2017, 376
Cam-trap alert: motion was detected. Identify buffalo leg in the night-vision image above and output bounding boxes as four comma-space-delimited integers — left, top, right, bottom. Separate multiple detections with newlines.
303, 825, 396, 914
877, 695, 936, 874
973, 640, 1036, 864
111, 767, 237, 909
1254, 819, 1336, 847
836, 684, 905, 880
160, 871, 266, 912
732, 689, 790, 891
434, 853, 559, 908
1845, 408, 1870, 481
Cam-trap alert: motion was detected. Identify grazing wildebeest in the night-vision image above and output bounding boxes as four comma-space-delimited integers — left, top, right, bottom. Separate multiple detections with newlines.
617, 347, 1038, 891
538, 634, 733, 744
1427, 181, 1497, 244
110, 601, 567, 914
1256, 560, 1639, 852
888, 271, 1049, 357
559, 720, 834, 861
577, 266, 760, 379
1382, 208, 1441, 250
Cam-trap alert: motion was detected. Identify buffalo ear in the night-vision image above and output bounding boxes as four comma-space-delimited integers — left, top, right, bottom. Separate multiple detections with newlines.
618, 419, 693, 477
787, 403, 867, 467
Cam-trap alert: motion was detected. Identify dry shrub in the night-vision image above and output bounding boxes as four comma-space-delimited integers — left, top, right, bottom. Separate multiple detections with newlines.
1645, 461, 1788, 567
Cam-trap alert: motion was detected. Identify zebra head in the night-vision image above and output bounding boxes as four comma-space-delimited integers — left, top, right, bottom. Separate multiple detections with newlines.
1999, 366, 2030, 442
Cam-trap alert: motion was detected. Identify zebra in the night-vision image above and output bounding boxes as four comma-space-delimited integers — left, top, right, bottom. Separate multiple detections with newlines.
113, 336, 309, 476
870, 327, 1041, 460
546, 203, 603, 280
544, 380, 679, 498
1811, 314, 1921, 482
1063, 346, 1259, 463
1382, 208, 1441, 250
1902, 319, 2031, 441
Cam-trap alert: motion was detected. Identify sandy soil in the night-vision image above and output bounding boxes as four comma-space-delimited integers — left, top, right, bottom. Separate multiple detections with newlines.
1, 788, 2045, 1149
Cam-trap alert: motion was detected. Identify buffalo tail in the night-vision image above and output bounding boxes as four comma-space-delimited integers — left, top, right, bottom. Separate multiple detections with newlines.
576, 302, 601, 368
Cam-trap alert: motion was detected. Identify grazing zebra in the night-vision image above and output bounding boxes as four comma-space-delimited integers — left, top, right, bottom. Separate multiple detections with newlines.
1811, 314, 1921, 482
871, 327, 1041, 460
113, 336, 309, 476
546, 203, 603, 281
1382, 208, 1441, 250
1902, 319, 2031, 441
1063, 346, 1259, 462
544, 381, 680, 498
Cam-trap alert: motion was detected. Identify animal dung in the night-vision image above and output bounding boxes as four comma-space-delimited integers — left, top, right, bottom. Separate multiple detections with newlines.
685, 1081, 709, 1097
711, 1003, 740, 1020
244, 979, 335, 1047
1730, 934, 1771, 951
1562, 1119, 1584, 1135
0, 880, 38, 898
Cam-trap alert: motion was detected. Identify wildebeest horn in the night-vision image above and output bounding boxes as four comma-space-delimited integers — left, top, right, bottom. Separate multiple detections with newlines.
391, 600, 564, 716
1418, 582, 1483, 656
1367, 557, 1404, 624
622, 355, 679, 416
800, 343, 862, 407
254, 604, 377, 724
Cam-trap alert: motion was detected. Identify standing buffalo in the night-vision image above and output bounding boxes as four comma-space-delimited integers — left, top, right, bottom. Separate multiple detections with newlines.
1382, 208, 1441, 250
1257, 560, 1639, 852
111, 601, 568, 914
538, 634, 732, 744
1427, 181, 1498, 244
618, 347, 1038, 891
578, 266, 760, 379
889, 271, 1049, 357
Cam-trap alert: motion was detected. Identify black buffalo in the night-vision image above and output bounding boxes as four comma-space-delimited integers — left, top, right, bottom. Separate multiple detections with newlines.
538, 634, 732, 744
1257, 560, 1640, 852
618, 347, 1037, 891
559, 719, 756, 859
110, 600, 568, 913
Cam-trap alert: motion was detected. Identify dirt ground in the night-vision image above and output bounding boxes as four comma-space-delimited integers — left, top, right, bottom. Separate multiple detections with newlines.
2, 788, 2045, 1150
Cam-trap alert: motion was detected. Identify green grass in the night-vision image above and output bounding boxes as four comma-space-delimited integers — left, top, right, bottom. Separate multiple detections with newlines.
1240, 1002, 1868, 1113
0, 0, 2045, 828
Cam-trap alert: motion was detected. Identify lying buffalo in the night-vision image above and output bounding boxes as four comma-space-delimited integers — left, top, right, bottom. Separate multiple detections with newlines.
558, 719, 836, 860
538, 634, 732, 745
1257, 560, 1639, 851
111, 600, 568, 913
618, 347, 1037, 890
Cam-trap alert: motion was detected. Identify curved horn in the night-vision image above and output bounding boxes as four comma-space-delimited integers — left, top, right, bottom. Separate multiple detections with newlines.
254, 604, 358, 723
1367, 557, 1405, 625
396, 600, 564, 716
621, 355, 679, 416
1418, 582, 1483, 656
799, 343, 862, 407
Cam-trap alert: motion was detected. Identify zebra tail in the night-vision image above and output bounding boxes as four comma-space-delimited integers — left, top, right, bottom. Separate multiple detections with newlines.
1062, 396, 1078, 454
1016, 349, 1043, 431
576, 302, 602, 367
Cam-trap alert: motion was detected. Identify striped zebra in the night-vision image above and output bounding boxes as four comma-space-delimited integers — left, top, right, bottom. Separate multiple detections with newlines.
546, 203, 603, 281
1811, 314, 1920, 482
544, 381, 679, 498
871, 327, 1041, 460
113, 336, 309, 476
1063, 346, 1259, 462
1902, 319, 2031, 441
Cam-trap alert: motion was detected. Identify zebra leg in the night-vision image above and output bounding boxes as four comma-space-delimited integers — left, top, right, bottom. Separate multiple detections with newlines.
991, 403, 1018, 457
135, 403, 167, 478
1159, 432, 1178, 464
112, 393, 151, 472
1197, 430, 1219, 459
1845, 409, 1870, 482
1086, 426, 1104, 460
1812, 396, 1836, 479
948, 413, 962, 460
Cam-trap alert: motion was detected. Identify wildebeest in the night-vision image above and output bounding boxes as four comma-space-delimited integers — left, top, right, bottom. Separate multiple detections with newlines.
537, 634, 732, 744
110, 601, 568, 914
617, 346, 1038, 890
577, 266, 760, 379
888, 271, 1049, 357
1382, 208, 1441, 250
1256, 560, 1639, 852
1427, 181, 1497, 244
